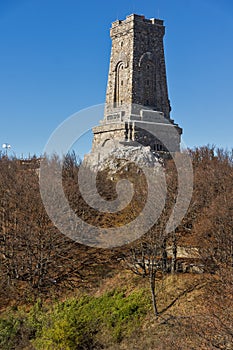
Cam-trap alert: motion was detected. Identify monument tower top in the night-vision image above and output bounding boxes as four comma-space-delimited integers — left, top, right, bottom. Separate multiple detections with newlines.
86, 14, 182, 158
105, 13, 171, 121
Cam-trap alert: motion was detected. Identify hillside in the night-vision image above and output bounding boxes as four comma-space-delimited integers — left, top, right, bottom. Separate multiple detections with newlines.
0, 146, 232, 349
0, 270, 232, 349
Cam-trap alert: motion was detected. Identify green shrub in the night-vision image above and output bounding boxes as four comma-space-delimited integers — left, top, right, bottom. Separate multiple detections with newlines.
0, 288, 149, 349
24, 298, 48, 341
0, 316, 20, 350
33, 289, 149, 349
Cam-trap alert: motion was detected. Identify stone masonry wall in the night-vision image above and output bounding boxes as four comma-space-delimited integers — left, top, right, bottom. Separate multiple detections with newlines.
105, 14, 171, 120
90, 14, 182, 157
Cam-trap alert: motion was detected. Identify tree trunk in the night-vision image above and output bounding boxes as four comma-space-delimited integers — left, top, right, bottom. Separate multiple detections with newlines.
150, 275, 158, 317
162, 238, 167, 272
171, 233, 177, 274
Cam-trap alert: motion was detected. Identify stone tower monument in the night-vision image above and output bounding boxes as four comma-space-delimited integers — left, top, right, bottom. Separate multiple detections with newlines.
91, 14, 182, 156
105, 14, 171, 119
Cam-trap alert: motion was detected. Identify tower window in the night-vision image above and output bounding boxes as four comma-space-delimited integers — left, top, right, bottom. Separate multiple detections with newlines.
121, 41, 123, 47
155, 144, 163, 151
147, 80, 150, 86
114, 61, 126, 106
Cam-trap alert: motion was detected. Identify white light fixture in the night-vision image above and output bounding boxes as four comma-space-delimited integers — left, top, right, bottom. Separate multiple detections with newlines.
2, 143, 11, 156
2, 143, 11, 149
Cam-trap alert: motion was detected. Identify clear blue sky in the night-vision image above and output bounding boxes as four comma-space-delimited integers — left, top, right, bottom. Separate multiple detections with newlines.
0, 0, 232, 158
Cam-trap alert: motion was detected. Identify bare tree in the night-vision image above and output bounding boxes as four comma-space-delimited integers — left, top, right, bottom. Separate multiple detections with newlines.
126, 226, 167, 317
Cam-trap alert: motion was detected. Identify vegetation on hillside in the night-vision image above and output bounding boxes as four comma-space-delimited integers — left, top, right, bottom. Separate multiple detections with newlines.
0, 288, 150, 349
0, 146, 232, 349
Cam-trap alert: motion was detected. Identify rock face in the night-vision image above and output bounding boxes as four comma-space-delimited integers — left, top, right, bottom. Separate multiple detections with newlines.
83, 141, 162, 173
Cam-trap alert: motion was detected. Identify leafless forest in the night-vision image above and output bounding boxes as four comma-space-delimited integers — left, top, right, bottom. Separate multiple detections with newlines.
0, 146, 232, 349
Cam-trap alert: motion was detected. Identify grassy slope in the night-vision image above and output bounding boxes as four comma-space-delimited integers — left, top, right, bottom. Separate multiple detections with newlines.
1, 268, 227, 350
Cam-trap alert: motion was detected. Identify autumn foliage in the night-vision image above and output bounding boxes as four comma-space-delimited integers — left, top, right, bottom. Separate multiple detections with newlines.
0, 146, 232, 349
